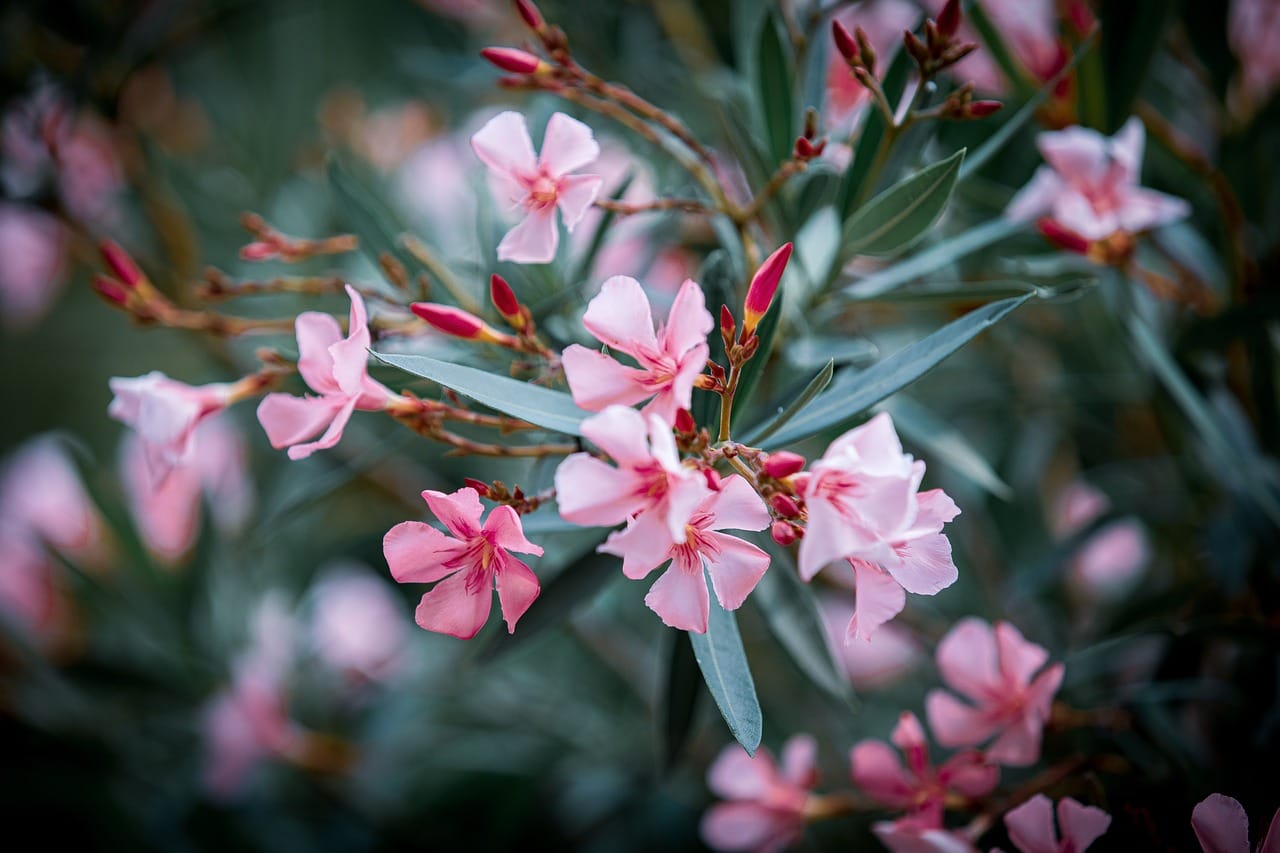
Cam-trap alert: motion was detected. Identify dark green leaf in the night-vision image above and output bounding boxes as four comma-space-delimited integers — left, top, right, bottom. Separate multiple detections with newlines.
372, 352, 589, 436
883, 396, 1012, 499
841, 149, 965, 258
756, 11, 795, 168
741, 360, 834, 445
765, 294, 1030, 447
841, 218, 1024, 300
688, 582, 763, 755
837, 52, 911, 218
1099, 1, 1173, 131
660, 630, 702, 771
327, 155, 417, 279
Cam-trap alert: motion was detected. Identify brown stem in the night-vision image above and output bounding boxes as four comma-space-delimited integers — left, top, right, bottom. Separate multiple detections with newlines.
570, 68, 716, 166
594, 197, 712, 216
740, 159, 807, 222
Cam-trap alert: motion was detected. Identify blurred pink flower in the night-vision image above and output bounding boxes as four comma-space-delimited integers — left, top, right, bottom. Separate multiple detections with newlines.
471, 110, 602, 264
0, 203, 67, 329
851, 712, 998, 827
561, 275, 712, 422
800, 413, 960, 640
120, 415, 252, 564
258, 285, 396, 460
873, 816, 976, 853
1229, 0, 1280, 111
309, 566, 407, 682
1002, 794, 1111, 853
925, 618, 1064, 767
109, 372, 237, 487
0, 435, 105, 564
926, 0, 1062, 94
600, 474, 770, 633
1007, 118, 1190, 242
0, 527, 71, 647
701, 735, 817, 853
1191, 793, 1279, 853
819, 595, 920, 689
1052, 481, 1150, 597
384, 487, 543, 639
554, 405, 710, 545
825, 1, 919, 128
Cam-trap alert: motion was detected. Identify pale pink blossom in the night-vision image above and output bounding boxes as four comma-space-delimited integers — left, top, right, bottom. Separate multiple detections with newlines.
701, 735, 817, 853
562, 275, 713, 422
258, 284, 396, 460
309, 566, 407, 682
825, 1, 919, 128
873, 817, 976, 853
0, 203, 67, 329
851, 712, 998, 828
925, 618, 1064, 767
1002, 794, 1111, 853
471, 110, 602, 264
384, 487, 543, 639
1007, 118, 1191, 242
1052, 481, 1150, 597
600, 474, 770, 633
1229, 0, 1280, 111
120, 416, 252, 564
0, 435, 105, 563
109, 372, 237, 487
799, 413, 960, 640
554, 405, 710, 545
0, 527, 71, 647
819, 595, 920, 689
1191, 793, 1279, 853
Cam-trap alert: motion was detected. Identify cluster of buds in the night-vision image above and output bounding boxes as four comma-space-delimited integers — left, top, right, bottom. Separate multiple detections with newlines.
793, 109, 827, 162
902, 0, 977, 79
937, 83, 1003, 121
94, 239, 153, 308
480, 0, 569, 83
238, 212, 358, 263
462, 477, 548, 515
674, 408, 712, 455
832, 19, 881, 90
410, 274, 557, 363
756, 451, 808, 546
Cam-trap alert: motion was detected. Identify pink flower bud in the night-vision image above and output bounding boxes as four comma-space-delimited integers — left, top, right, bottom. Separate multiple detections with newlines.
239, 240, 277, 261
481, 47, 545, 75
100, 240, 145, 288
463, 477, 492, 497
93, 274, 130, 305
937, 0, 962, 39
411, 302, 508, 343
968, 100, 1003, 118
489, 274, 523, 325
675, 408, 695, 434
516, 0, 544, 30
832, 20, 859, 64
1036, 218, 1092, 256
743, 242, 792, 334
762, 451, 806, 479
771, 520, 799, 546
769, 493, 801, 518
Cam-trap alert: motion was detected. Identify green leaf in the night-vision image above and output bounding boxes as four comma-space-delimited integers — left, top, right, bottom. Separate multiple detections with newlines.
660, 630, 702, 771
688, 582, 763, 755
841, 149, 965, 259
882, 396, 1012, 499
741, 360, 834, 445
752, 551, 855, 705
756, 11, 795, 168
372, 352, 589, 436
1099, 1, 1173, 131
837, 52, 911, 218
764, 294, 1030, 447
327, 155, 417, 278
841, 218, 1024, 300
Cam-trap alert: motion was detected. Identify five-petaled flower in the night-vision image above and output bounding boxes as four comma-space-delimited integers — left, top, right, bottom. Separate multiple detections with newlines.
109, 371, 238, 487
384, 487, 543, 639
258, 284, 396, 461
925, 618, 1065, 767
1001, 794, 1111, 853
700, 736, 818, 853
471, 110, 602, 264
562, 275, 713, 424
600, 474, 770, 633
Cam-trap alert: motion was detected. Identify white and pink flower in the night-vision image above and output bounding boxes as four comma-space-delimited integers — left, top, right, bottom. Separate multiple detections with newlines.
109, 372, 238, 487
701, 736, 817, 853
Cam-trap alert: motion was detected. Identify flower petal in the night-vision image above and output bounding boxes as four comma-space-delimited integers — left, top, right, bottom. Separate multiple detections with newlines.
538, 112, 600, 177
1004, 794, 1060, 853
383, 521, 466, 583
849, 740, 915, 808
497, 205, 559, 264
707, 743, 774, 800
286, 396, 358, 460
561, 344, 657, 411
644, 562, 710, 633
1057, 797, 1111, 852
578, 404, 653, 467
1006, 166, 1063, 222
1191, 794, 1252, 853
483, 504, 544, 556
704, 531, 770, 611
413, 569, 493, 639
660, 278, 714, 357
294, 311, 344, 395
471, 110, 537, 179
554, 453, 645, 527
556, 173, 602, 230
995, 622, 1050, 687
707, 474, 772, 532
494, 553, 540, 633
700, 802, 795, 853
581, 275, 658, 354
422, 487, 486, 539
256, 393, 342, 450
886, 532, 958, 596
935, 617, 1002, 699
924, 689, 998, 751
848, 560, 906, 641
599, 512, 674, 580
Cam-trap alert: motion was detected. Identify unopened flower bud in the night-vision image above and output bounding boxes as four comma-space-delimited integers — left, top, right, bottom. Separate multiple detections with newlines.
720, 304, 736, 348
100, 240, 145, 288
794, 137, 815, 160
489, 274, 524, 328
1064, 0, 1097, 37
904, 29, 929, 66
854, 26, 877, 74
1036, 218, 1092, 256
481, 47, 546, 75
675, 408, 695, 434
411, 302, 512, 344
464, 477, 492, 497
743, 242, 792, 336
93, 274, 130, 305
770, 493, 801, 518
832, 20, 859, 64
762, 451, 806, 479
771, 520, 800, 546
937, 0, 961, 39
515, 0, 544, 30
802, 107, 819, 140
967, 100, 1003, 118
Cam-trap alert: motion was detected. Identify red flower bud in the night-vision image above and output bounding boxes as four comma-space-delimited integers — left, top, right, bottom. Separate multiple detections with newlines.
762, 451, 806, 479
489, 274, 523, 324
937, 0, 962, 39
480, 47, 545, 75
769, 493, 801, 518
412, 302, 509, 343
968, 100, 1003, 118
771, 520, 800, 546
743, 242, 792, 334
515, 0, 544, 30
464, 477, 492, 497
832, 20, 859, 64
1064, 0, 1097, 37
794, 137, 815, 160
720, 303, 736, 346
1036, 218, 1092, 256
675, 408, 695, 434
99, 240, 145, 288
92, 274, 130, 305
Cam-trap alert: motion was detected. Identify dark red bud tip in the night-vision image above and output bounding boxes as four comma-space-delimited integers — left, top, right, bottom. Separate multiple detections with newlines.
720, 304, 736, 334
937, 0, 962, 39
794, 137, 815, 159
1064, 0, 1097, 36
515, 0, 544, 29
481, 47, 543, 75
968, 100, 1003, 118
490, 274, 520, 318
92, 274, 130, 305
1036, 218, 1091, 255
832, 20, 859, 63
769, 493, 801, 518
675, 408, 696, 434
770, 520, 800, 546
464, 477, 492, 497
762, 451, 806, 479
100, 240, 144, 288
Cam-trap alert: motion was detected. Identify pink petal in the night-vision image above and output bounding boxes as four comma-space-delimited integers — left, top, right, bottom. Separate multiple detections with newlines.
886, 532, 958, 596
797, 496, 876, 581
539, 112, 600, 176
413, 569, 493, 639
663, 470, 712, 544
848, 559, 906, 641
642, 339, 708, 423
1117, 187, 1191, 234
872, 821, 976, 853
849, 740, 915, 808
329, 288, 378, 398
256, 393, 343, 450
1037, 125, 1108, 183
497, 206, 559, 264
911, 489, 961, 533
1110, 116, 1145, 183
581, 275, 658, 355
1191, 794, 1252, 853
121, 433, 201, 563
1027, 663, 1065, 719
1053, 191, 1117, 241
286, 395, 358, 460
555, 173, 602, 230
924, 689, 999, 750
984, 709, 1043, 767
707, 744, 774, 800
707, 474, 771, 532
383, 521, 466, 583
494, 552, 539, 633
1074, 520, 1150, 594
779, 734, 818, 789
293, 311, 343, 394
659, 278, 714, 357
1006, 166, 1063, 222
1057, 797, 1111, 852
483, 504, 544, 556
554, 453, 646, 526
599, 512, 675, 580
421, 487, 485, 539
578, 404, 653, 466
700, 802, 795, 853
704, 531, 770, 611
561, 344, 656, 411
937, 750, 999, 798
644, 562, 710, 633
995, 622, 1050, 687
471, 110, 537, 179
1004, 794, 1060, 853
935, 617, 1001, 699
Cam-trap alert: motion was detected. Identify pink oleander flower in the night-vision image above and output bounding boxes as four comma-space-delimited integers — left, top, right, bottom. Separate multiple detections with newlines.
1192, 794, 1280, 853
309, 566, 408, 682
1229, 0, 1280, 112
555, 405, 710, 545
925, 618, 1064, 767
109, 371, 238, 487
1052, 480, 1150, 598
1006, 118, 1191, 242
852, 712, 999, 829
600, 474, 770, 633
819, 595, 920, 690
1002, 794, 1111, 853
384, 487, 543, 639
799, 413, 960, 640
0, 527, 72, 648
561, 275, 713, 423
258, 284, 396, 461
701, 736, 817, 853
0, 435, 105, 564
120, 416, 252, 564
825, 0, 919, 128
0, 202, 67, 329
471, 110, 602, 264
873, 818, 976, 853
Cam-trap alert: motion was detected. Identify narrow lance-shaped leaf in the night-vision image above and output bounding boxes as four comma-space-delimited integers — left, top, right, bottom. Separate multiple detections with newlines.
756, 11, 795, 168
764, 294, 1030, 447
688, 578, 763, 755
372, 352, 589, 436
841, 218, 1024, 300
838, 51, 912, 218
741, 359, 834, 445
328, 155, 419, 283
882, 396, 1012, 499
840, 149, 965, 259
